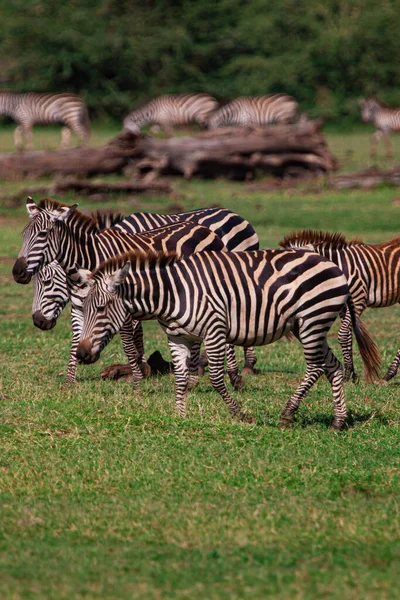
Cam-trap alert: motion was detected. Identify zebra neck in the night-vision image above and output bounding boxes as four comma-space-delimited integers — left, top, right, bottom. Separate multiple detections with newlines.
125, 264, 177, 319
56, 219, 101, 272
0, 94, 18, 115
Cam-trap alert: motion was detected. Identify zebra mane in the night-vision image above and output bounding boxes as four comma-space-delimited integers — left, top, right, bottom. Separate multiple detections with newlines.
91, 249, 178, 281
37, 199, 124, 233
280, 230, 363, 249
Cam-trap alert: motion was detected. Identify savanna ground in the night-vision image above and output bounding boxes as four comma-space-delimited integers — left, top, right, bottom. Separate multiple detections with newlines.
0, 124, 399, 599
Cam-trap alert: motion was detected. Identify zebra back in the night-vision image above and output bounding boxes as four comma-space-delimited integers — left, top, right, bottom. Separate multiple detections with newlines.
207, 94, 299, 129
280, 230, 400, 307
113, 207, 259, 251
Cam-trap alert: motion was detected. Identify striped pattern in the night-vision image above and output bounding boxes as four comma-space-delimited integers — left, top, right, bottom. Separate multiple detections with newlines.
113, 207, 259, 252
359, 97, 400, 158
207, 94, 299, 130
0, 92, 90, 150
123, 93, 219, 134
280, 230, 400, 380
76, 249, 380, 428
13, 198, 228, 385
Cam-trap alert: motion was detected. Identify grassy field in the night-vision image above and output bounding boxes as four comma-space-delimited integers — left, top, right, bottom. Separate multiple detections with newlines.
0, 125, 400, 599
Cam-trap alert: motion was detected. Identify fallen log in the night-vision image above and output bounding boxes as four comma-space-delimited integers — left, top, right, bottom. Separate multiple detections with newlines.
3, 178, 172, 207
0, 120, 337, 180
329, 167, 400, 189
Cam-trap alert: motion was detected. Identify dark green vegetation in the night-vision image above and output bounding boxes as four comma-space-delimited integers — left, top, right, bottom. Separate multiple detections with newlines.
2, 1, 400, 121
1, 127, 400, 598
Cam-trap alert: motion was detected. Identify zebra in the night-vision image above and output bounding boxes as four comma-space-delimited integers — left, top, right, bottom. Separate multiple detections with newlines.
207, 94, 299, 130
21, 201, 260, 378
13, 197, 250, 388
123, 93, 219, 135
359, 97, 400, 159
280, 230, 400, 382
76, 248, 380, 429
32, 210, 125, 330
0, 92, 90, 150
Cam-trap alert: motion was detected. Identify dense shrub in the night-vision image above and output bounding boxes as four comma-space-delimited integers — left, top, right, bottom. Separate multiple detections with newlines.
1, 0, 400, 122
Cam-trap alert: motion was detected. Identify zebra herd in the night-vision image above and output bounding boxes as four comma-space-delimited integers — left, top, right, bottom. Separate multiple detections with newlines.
13, 196, 400, 429
1, 90, 399, 157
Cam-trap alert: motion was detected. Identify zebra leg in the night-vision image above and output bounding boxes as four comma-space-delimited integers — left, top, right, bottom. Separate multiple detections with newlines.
382, 349, 400, 381
14, 125, 24, 151
280, 324, 326, 425
226, 344, 245, 390
131, 319, 150, 377
188, 341, 202, 389
198, 349, 208, 376
25, 126, 34, 151
338, 306, 358, 382
119, 318, 144, 391
370, 131, 381, 159
383, 131, 393, 160
61, 127, 72, 148
242, 347, 257, 375
323, 343, 346, 430
168, 337, 193, 418
205, 332, 254, 423
65, 306, 84, 384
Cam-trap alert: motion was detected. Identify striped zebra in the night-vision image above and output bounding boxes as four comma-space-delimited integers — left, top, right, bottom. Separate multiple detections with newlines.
32, 210, 125, 330
26, 203, 260, 378
0, 92, 90, 150
359, 97, 400, 159
76, 249, 380, 429
207, 94, 299, 130
123, 93, 219, 135
14, 198, 251, 388
280, 230, 400, 381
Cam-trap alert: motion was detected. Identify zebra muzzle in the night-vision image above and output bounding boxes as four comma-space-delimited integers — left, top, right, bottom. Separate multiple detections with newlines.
32, 311, 57, 331
12, 257, 32, 284
76, 339, 100, 364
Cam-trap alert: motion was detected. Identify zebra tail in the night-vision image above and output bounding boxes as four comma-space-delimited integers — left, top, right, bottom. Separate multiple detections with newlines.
346, 296, 381, 383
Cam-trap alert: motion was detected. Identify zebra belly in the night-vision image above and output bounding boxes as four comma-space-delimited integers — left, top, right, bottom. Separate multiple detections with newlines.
226, 319, 295, 347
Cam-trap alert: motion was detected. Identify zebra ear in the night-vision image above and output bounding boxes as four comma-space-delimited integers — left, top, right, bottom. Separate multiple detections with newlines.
71, 268, 94, 288
105, 262, 131, 293
51, 203, 79, 223
26, 197, 42, 218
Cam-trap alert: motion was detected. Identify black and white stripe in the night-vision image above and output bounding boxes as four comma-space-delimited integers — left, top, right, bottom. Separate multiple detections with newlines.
123, 93, 219, 134
359, 97, 400, 158
281, 230, 399, 381
0, 92, 90, 150
207, 94, 299, 130
76, 249, 380, 429
13, 198, 232, 386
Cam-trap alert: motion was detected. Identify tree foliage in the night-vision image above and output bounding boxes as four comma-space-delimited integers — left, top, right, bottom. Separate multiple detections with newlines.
1, 0, 400, 121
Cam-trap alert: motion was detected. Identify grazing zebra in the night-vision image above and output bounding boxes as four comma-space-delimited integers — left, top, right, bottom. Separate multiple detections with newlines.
280, 230, 400, 381
76, 248, 380, 429
359, 97, 400, 159
207, 94, 299, 130
0, 92, 90, 150
123, 93, 219, 135
14, 198, 247, 387
25, 203, 260, 378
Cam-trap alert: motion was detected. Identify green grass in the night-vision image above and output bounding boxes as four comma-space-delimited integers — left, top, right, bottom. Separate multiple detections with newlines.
1, 128, 400, 599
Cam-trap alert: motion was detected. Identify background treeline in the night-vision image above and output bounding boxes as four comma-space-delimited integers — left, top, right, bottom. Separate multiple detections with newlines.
1, 0, 400, 123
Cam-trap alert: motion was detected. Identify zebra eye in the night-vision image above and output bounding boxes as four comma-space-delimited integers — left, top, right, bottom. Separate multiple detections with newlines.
97, 305, 106, 312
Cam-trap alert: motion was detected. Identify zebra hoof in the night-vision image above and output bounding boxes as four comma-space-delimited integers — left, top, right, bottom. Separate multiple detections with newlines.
381, 372, 394, 382
238, 412, 256, 425
241, 366, 256, 376
232, 376, 245, 391
330, 418, 346, 431
279, 412, 294, 427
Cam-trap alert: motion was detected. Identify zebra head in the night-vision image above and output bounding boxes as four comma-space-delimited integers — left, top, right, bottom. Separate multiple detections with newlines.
12, 197, 78, 284
359, 97, 380, 123
76, 262, 131, 365
122, 112, 141, 134
32, 261, 69, 330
